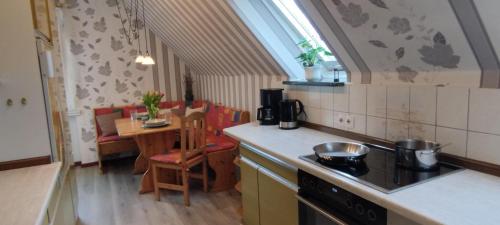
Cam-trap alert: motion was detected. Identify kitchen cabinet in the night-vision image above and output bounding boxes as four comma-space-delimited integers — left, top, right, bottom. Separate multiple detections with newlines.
241, 158, 260, 225
52, 169, 76, 225
1, 0, 52, 162
42, 168, 77, 225
240, 143, 298, 225
258, 167, 298, 225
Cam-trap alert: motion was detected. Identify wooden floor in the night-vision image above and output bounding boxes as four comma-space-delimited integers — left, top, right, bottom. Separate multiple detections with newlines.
75, 159, 242, 225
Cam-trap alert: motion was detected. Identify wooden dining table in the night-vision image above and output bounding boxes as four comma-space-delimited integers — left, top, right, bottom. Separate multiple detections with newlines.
115, 116, 181, 193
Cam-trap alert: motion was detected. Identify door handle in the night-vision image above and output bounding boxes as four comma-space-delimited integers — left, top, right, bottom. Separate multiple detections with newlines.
296, 195, 348, 225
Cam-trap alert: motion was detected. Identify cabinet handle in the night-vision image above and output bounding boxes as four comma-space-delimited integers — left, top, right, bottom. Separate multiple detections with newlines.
241, 156, 298, 192
240, 142, 297, 172
241, 157, 260, 170
258, 166, 298, 192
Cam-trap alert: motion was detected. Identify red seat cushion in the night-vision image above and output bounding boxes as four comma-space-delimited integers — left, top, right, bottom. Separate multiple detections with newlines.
97, 135, 123, 143
94, 107, 117, 116
205, 135, 236, 153
150, 149, 182, 164
160, 101, 184, 109
191, 100, 205, 108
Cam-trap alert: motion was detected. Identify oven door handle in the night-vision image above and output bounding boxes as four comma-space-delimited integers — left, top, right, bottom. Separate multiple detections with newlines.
296, 195, 349, 225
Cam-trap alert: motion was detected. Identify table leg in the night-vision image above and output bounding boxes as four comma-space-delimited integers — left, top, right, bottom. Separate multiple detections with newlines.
133, 132, 177, 193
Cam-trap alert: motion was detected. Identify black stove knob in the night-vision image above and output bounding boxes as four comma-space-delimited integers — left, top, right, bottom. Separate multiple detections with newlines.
309, 179, 317, 189
355, 203, 365, 215
301, 176, 309, 185
367, 209, 377, 221
345, 199, 353, 209
317, 183, 325, 194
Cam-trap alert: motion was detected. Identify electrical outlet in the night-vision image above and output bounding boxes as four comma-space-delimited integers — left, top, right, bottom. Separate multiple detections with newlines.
334, 112, 355, 130
344, 114, 355, 129
334, 112, 347, 128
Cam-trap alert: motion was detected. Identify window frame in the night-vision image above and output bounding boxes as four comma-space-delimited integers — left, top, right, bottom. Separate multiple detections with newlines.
270, 0, 337, 62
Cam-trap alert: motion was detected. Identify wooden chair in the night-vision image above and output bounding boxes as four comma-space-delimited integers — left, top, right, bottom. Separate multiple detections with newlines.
150, 112, 208, 206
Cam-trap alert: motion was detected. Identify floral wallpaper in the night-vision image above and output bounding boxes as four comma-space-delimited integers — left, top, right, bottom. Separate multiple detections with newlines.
326, 0, 480, 86
61, 0, 191, 163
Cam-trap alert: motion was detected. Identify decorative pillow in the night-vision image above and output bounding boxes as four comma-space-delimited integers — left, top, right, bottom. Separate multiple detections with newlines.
185, 106, 204, 116
221, 108, 242, 128
206, 103, 221, 135
159, 105, 179, 115
96, 111, 122, 137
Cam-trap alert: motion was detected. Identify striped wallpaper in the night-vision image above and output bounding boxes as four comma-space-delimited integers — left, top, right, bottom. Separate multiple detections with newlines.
148, 30, 201, 101
199, 74, 285, 120
139, 0, 286, 77
128, 0, 289, 120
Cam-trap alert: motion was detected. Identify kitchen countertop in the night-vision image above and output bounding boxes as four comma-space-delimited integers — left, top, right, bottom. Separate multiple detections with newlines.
225, 122, 500, 225
0, 162, 62, 225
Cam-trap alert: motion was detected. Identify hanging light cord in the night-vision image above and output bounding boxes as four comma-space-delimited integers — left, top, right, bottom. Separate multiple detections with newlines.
116, 0, 139, 45
142, 0, 149, 54
134, 0, 141, 54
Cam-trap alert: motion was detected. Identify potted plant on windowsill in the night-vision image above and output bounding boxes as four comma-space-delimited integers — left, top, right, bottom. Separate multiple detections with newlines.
296, 39, 332, 81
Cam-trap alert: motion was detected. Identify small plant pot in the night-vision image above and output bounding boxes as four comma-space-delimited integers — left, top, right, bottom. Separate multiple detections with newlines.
304, 66, 322, 81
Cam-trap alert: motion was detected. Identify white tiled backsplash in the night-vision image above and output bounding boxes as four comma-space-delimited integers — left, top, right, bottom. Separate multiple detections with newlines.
287, 84, 500, 165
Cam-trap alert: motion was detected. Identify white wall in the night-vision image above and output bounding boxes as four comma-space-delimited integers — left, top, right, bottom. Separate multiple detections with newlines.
0, 0, 51, 161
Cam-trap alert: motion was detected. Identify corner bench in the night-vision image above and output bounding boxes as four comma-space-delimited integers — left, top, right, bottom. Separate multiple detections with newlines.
198, 101, 250, 191
93, 101, 183, 173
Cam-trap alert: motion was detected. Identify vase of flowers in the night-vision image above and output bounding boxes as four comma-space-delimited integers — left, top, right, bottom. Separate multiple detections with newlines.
143, 91, 164, 120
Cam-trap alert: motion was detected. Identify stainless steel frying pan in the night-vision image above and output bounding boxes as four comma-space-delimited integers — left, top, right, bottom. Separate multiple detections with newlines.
313, 142, 371, 165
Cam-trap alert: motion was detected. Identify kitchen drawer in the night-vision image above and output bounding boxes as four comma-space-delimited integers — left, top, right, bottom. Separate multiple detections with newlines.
241, 157, 260, 225
240, 143, 297, 184
42, 213, 49, 225
46, 174, 62, 222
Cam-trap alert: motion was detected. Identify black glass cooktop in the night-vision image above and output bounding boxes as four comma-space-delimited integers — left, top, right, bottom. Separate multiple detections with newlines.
299, 144, 463, 193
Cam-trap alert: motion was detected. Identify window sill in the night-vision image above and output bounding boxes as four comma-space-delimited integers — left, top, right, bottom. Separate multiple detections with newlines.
282, 80, 345, 87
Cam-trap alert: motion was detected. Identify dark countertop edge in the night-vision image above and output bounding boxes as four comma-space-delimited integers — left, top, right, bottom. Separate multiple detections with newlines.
282, 80, 345, 87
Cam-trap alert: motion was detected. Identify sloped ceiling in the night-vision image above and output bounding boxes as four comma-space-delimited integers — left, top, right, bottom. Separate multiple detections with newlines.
132, 0, 500, 88
298, 0, 500, 88
133, 0, 286, 77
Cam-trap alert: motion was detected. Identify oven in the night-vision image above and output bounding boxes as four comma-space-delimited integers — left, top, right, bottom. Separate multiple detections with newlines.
297, 170, 387, 225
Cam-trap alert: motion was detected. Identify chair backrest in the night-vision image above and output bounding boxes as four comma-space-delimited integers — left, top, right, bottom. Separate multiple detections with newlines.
179, 111, 206, 164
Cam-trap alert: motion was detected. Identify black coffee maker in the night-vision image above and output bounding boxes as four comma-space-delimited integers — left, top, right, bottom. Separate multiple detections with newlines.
279, 99, 305, 129
257, 88, 283, 125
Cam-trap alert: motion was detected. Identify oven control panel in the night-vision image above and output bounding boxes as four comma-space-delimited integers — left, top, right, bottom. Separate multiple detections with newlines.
298, 170, 387, 225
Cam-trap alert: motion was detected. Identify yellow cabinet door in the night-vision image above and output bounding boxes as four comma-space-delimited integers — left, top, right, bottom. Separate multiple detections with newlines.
53, 171, 77, 225
241, 157, 260, 225
258, 167, 299, 225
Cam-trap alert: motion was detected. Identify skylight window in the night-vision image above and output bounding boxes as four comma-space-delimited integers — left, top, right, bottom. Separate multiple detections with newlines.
272, 0, 336, 62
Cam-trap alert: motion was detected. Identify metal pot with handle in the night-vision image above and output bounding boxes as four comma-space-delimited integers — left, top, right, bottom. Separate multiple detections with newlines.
395, 139, 449, 171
